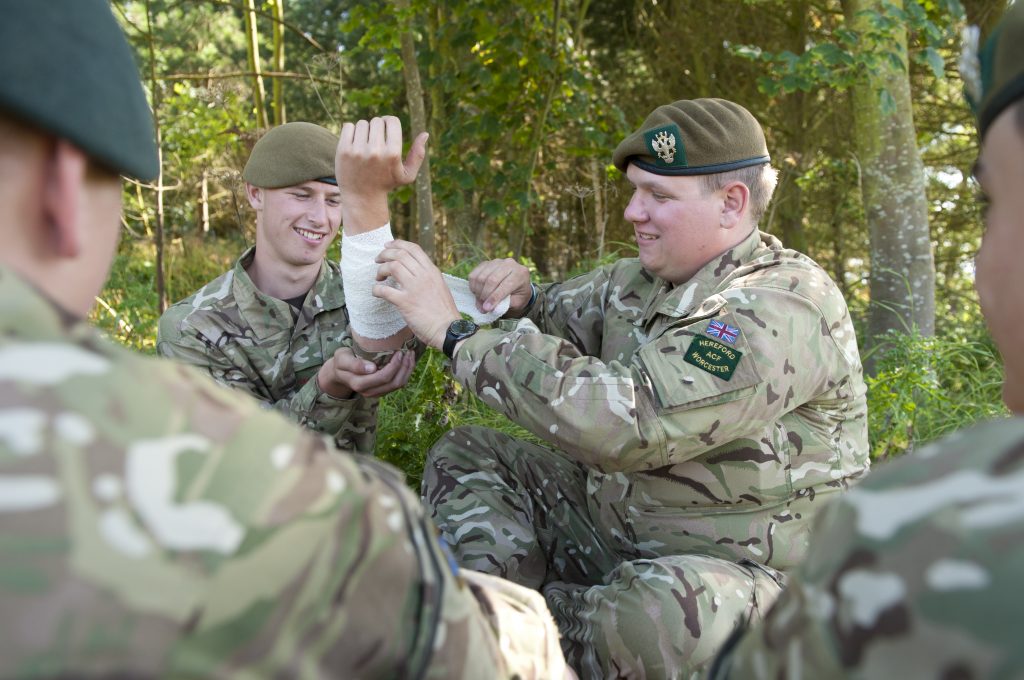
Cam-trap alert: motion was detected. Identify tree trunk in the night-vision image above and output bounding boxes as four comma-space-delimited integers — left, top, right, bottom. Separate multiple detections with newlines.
271, 0, 286, 126
843, 0, 935, 370
144, 0, 167, 313
244, 0, 269, 130
200, 169, 210, 235
395, 0, 435, 259
772, 2, 810, 251
591, 158, 605, 261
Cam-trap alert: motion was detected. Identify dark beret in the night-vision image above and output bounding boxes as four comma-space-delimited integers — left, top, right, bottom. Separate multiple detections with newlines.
0, 0, 158, 181
612, 98, 769, 176
965, 2, 1024, 139
242, 122, 339, 188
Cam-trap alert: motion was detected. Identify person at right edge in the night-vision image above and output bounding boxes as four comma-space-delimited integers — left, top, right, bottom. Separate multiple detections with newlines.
0, 2, 567, 677
709, 5, 1024, 679
370, 97, 870, 676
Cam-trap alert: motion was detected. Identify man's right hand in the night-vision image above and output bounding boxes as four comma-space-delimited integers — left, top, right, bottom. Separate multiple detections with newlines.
316, 347, 416, 399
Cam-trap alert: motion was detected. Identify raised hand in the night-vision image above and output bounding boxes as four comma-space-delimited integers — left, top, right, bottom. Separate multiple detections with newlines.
335, 115, 429, 234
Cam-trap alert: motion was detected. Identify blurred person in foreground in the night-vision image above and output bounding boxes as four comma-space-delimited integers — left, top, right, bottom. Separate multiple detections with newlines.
0, 1, 567, 677
709, 5, 1024, 678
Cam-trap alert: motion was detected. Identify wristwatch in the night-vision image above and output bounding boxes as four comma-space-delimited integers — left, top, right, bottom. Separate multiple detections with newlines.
442, 318, 479, 359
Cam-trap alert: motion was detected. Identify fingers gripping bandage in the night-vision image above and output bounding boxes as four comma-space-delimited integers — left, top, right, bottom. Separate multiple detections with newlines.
341, 224, 510, 339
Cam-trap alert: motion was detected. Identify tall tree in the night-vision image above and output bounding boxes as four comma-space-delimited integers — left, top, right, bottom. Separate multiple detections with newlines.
244, 0, 270, 129
395, 0, 435, 258
271, 0, 286, 125
843, 0, 935, 358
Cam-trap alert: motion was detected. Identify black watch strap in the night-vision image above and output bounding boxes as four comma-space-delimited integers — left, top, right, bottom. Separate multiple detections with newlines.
443, 319, 479, 359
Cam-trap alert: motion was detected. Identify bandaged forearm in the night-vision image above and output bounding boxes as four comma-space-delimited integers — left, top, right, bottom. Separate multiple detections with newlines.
342, 224, 406, 339
341, 224, 512, 339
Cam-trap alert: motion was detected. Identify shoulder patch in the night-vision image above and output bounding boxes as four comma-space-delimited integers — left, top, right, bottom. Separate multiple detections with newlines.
684, 336, 743, 381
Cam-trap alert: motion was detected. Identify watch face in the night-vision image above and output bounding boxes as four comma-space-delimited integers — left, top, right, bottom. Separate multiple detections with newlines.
451, 318, 478, 336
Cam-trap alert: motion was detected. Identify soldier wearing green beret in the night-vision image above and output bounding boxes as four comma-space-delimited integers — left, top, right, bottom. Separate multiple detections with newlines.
0, 1, 571, 677
709, 5, 1024, 678
157, 120, 423, 455
367, 97, 869, 676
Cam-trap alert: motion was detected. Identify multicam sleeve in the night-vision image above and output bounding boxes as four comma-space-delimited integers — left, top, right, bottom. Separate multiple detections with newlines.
179, 421, 561, 678
453, 287, 851, 472
525, 265, 613, 354
0, 321, 566, 676
711, 420, 1024, 679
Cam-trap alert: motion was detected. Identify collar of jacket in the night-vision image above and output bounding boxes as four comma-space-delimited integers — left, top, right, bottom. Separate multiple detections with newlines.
641, 228, 778, 325
231, 247, 346, 342
0, 264, 94, 344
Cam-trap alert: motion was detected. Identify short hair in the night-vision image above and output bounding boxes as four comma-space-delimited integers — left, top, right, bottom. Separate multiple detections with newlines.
698, 163, 779, 225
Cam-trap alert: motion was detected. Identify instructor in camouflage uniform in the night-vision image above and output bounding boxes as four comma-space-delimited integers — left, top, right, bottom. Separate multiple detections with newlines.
0, 2, 568, 677
158, 122, 417, 455
710, 6, 1024, 679
372, 98, 870, 676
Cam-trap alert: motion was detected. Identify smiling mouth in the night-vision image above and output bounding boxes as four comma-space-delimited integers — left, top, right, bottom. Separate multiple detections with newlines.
295, 227, 326, 242
637, 232, 658, 241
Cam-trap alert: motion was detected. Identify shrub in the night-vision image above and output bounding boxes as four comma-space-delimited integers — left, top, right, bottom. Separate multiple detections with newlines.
865, 326, 1007, 459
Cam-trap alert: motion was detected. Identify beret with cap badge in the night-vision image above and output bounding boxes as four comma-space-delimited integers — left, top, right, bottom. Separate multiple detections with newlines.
612, 98, 770, 176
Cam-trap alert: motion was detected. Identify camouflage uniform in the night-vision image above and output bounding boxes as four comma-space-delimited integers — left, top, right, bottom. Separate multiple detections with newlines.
0, 265, 565, 678
424, 228, 870, 676
709, 418, 1024, 679
158, 247, 381, 454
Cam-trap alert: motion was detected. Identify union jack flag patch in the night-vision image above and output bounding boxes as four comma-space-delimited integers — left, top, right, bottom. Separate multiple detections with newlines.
706, 319, 740, 344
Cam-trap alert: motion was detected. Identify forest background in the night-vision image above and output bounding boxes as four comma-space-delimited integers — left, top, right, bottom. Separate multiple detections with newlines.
103, 0, 1008, 486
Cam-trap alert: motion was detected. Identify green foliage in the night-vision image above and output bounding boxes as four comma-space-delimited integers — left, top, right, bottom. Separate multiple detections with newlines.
866, 326, 1007, 459
731, 0, 964, 104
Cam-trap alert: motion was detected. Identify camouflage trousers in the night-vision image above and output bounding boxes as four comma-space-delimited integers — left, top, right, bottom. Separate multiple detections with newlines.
422, 426, 785, 679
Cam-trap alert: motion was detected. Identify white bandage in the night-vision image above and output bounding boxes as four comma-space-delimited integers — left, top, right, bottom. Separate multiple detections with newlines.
341, 224, 406, 339
341, 224, 510, 339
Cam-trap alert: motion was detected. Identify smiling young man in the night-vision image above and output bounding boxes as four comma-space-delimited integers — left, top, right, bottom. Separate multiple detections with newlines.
370, 98, 869, 676
158, 122, 416, 454
708, 6, 1024, 678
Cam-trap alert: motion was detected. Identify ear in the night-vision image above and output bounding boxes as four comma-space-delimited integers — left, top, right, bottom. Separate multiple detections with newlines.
719, 181, 750, 230
43, 140, 88, 258
245, 182, 263, 211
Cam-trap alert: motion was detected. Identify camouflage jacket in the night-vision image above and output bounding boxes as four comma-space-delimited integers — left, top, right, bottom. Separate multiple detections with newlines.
0, 265, 565, 679
710, 417, 1024, 679
157, 247, 378, 454
454, 229, 869, 570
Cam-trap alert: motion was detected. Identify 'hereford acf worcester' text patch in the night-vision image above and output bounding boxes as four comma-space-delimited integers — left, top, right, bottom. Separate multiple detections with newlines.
683, 335, 743, 381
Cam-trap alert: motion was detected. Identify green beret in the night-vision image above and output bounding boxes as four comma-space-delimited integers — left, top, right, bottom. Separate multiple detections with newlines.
242, 122, 339, 188
964, 2, 1024, 139
0, 0, 158, 181
612, 98, 770, 176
